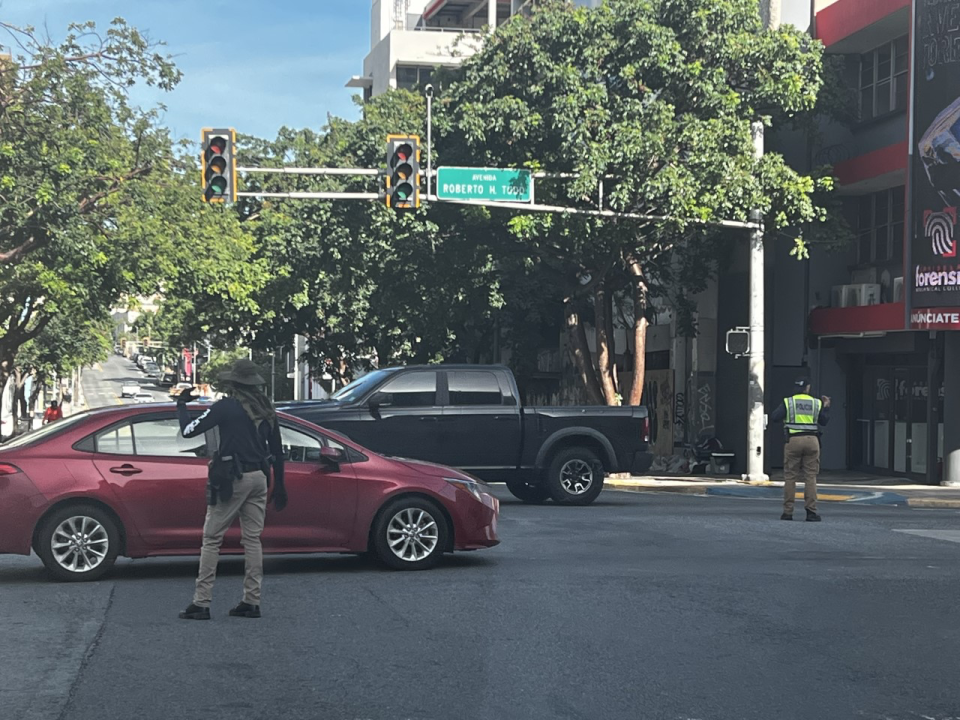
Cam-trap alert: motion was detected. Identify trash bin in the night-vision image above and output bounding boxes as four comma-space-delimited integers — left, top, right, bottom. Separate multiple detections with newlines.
710, 452, 735, 475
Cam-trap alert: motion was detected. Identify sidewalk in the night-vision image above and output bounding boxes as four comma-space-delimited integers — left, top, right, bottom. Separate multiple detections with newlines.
606, 472, 960, 508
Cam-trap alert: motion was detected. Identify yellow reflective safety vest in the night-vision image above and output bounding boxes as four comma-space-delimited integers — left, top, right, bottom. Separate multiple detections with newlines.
784, 394, 822, 435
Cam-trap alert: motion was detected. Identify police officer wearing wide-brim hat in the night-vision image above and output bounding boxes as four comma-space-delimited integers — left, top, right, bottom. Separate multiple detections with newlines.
770, 376, 830, 522
176, 358, 287, 620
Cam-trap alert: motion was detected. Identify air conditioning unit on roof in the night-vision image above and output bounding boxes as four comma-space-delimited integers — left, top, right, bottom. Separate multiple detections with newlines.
847, 283, 881, 307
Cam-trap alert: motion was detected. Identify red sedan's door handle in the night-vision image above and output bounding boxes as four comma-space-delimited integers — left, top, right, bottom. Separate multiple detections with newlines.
109, 464, 142, 476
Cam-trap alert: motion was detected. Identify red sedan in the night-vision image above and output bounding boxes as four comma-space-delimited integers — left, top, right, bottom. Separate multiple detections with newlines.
0, 404, 499, 581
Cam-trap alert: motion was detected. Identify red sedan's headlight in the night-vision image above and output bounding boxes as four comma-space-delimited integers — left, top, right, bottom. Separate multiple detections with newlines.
0, 463, 21, 475
445, 477, 483, 501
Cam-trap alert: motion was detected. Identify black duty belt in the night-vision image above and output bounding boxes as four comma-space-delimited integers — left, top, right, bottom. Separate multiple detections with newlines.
239, 462, 265, 473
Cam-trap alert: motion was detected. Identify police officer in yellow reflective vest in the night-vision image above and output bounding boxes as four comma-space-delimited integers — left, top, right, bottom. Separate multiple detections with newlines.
769, 376, 831, 522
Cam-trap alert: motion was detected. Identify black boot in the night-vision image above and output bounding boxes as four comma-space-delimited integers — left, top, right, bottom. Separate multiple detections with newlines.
229, 601, 261, 618
179, 603, 211, 620
806, 510, 822, 522
780, 513, 793, 521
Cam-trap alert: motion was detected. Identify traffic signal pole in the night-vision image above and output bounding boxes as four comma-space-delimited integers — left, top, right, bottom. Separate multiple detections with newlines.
234, 166, 381, 201
743, 0, 780, 486
744, 121, 769, 486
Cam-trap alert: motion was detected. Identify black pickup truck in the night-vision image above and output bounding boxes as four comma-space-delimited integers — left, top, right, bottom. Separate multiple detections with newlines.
280, 365, 652, 506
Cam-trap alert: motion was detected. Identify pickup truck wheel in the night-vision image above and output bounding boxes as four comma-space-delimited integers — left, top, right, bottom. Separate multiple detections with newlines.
506, 478, 550, 504
373, 497, 449, 571
546, 447, 605, 506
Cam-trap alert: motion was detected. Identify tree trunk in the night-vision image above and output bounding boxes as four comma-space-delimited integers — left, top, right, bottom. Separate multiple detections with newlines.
595, 282, 619, 405
626, 257, 649, 407
29, 373, 43, 416
15, 367, 27, 418
564, 297, 604, 405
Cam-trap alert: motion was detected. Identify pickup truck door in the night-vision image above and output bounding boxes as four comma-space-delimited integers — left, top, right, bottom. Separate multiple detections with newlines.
363, 370, 446, 462
436, 369, 521, 469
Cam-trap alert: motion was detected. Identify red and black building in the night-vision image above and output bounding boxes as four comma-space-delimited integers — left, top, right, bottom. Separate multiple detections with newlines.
716, 0, 960, 484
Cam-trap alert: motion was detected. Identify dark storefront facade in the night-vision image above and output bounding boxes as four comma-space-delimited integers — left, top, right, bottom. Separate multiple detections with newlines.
781, 0, 959, 483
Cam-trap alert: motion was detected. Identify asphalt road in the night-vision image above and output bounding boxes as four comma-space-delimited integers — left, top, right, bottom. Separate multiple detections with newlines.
81, 354, 165, 410
3, 487, 960, 720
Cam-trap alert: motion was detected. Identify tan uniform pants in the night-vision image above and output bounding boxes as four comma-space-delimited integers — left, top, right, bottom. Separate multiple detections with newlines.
783, 435, 820, 514
193, 470, 268, 607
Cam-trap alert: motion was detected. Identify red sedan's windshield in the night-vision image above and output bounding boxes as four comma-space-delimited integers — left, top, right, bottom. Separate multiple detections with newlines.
1, 412, 92, 450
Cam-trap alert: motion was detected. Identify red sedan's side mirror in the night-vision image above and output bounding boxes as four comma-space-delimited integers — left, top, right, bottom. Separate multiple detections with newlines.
320, 446, 344, 465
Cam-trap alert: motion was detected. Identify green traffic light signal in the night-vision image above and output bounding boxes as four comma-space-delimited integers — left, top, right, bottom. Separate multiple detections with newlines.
201, 128, 236, 204
385, 135, 420, 209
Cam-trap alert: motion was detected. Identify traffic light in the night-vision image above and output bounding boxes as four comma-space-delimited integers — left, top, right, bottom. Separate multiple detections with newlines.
201, 128, 237, 203
385, 134, 420, 209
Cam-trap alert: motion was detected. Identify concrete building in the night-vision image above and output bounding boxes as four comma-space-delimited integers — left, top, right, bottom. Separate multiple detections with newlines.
347, 0, 602, 98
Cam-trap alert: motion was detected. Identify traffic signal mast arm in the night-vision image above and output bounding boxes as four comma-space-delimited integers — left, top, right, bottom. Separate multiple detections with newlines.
231, 165, 758, 229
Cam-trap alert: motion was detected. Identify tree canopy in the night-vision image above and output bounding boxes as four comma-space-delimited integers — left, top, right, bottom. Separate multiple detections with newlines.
435, 0, 840, 403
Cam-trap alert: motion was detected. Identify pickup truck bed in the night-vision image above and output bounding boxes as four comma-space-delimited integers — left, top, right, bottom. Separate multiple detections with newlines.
280, 364, 651, 506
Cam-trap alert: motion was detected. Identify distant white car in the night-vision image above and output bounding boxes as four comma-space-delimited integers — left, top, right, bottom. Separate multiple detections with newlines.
120, 384, 141, 398
133, 392, 156, 404
169, 382, 194, 398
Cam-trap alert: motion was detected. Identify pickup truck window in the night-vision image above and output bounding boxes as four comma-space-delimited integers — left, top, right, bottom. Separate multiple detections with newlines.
377, 371, 437, 407
448, 370, 503, 406
332, 369, 395, 403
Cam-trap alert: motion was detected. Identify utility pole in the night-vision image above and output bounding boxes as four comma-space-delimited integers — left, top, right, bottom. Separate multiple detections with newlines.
744, 0, 780, 485
270, 350, 276, 402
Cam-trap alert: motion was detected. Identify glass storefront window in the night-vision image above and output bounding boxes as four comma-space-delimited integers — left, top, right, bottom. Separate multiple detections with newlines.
858, 363, 937, 477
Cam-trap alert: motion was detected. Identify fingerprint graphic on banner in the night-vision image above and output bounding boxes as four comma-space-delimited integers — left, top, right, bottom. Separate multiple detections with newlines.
924, 207, 957, 257
876, 378, 891, 401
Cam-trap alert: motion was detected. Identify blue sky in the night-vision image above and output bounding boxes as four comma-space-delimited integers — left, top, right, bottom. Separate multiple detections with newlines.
0, 0, 368, 141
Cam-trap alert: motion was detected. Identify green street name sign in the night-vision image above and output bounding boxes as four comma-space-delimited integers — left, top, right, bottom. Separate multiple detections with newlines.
436, 167, 532, 203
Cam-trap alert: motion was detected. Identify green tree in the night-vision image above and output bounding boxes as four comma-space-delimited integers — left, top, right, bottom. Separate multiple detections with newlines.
237, 91, 503, 381
438, 0, 840, 404
15, 313, 112, 420
0, 19, 180, 380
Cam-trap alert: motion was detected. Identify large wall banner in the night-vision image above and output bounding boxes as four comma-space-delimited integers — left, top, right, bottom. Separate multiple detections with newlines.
909, 0, 960, 329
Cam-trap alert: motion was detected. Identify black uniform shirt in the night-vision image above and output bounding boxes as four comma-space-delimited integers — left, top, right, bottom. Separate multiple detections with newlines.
178, 397, 285, 488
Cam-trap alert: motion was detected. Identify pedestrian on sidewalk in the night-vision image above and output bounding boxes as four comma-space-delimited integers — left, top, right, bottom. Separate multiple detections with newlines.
42, 401, 63, 425
176, 359, 287, 621
770, 376, 830, 522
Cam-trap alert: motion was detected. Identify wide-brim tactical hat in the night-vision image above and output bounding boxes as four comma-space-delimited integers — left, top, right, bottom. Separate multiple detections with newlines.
218, 358, 266, 386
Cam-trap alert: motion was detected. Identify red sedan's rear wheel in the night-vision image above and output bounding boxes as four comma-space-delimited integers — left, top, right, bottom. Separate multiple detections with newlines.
373, 497, 449, 571
37, 504, 120, 582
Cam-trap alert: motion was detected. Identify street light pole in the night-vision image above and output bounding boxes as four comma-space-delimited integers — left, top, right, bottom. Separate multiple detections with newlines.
270, 350, 276, 402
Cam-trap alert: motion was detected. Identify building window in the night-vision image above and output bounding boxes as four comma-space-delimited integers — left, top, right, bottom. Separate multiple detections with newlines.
396, 65, 434, 91
857, 186, 905, 264
859, 36, 909, 121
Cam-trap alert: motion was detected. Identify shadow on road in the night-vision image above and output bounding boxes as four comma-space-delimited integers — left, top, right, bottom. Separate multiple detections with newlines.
0, 551, 497, 585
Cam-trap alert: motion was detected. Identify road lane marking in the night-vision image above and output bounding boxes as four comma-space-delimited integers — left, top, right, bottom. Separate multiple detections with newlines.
894, 529, 960, 544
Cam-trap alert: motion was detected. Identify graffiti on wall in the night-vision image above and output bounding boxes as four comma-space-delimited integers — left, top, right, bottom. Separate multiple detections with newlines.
643, 370, 675, 457
674, 391, 687, 443
695, 373, 716, 438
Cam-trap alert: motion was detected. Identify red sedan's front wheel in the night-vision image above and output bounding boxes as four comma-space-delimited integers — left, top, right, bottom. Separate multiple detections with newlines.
37, 504, 120, 582
373, 497, 449, 571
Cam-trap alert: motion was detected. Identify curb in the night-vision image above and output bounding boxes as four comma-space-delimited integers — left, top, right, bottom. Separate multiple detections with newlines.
605, 480, 707, 496
906, 498, 960, 509
603, 480, 960, 507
